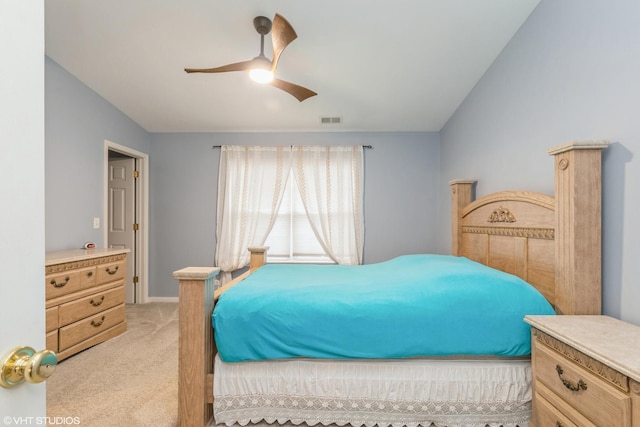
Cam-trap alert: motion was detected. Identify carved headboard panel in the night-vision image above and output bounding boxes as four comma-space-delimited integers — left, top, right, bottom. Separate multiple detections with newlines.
459, 191, 556, 306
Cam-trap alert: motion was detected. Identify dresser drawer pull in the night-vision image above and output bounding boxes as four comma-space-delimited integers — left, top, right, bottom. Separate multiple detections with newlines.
105, 266, 119, 275
90, 316, 106, 327
556, 422, 564, 427
556, 364, 588, 391
89, 296, 105, 307
87, 271, 93, 277
50, 277, 70, 288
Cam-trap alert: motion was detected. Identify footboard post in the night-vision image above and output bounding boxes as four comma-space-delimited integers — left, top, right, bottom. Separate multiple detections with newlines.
248, 246, 269, 270
449, 180, 476, 256
174, 266, 220, 427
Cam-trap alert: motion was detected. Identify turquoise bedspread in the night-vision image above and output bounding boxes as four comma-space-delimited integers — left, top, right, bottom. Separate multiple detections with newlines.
213, 255, 555, 362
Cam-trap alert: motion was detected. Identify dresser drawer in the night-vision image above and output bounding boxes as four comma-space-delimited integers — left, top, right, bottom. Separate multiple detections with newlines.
534, 382, 599, 427
96, 260, 126, 285
45, 266, 96, 300
58, 304, 126, 351
58, 285, 125, 327
535, 343, 631, 427
46, 330, 58, 353
46, 306, 59, 332
534, 391, 578, 427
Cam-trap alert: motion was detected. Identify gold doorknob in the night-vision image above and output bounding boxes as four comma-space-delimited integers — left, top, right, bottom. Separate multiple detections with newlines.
0, 346, 57, 388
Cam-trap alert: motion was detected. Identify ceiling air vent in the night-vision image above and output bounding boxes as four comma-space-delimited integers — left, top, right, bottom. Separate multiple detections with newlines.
320, 116, 342, 124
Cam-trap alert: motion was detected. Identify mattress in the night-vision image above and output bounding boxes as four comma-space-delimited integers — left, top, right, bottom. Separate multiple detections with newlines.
213, 355, 532, 427
213, 255, 555, 362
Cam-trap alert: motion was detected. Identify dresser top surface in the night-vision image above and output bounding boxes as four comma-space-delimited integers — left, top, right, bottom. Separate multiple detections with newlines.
46, 248, 130, 266
526, 315, 640, 382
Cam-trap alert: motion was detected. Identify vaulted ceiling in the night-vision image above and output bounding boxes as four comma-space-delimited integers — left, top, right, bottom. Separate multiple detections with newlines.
45, 0, 540, 132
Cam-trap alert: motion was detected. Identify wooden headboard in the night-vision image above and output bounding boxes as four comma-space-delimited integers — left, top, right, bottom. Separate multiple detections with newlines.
450, 141, 608, 315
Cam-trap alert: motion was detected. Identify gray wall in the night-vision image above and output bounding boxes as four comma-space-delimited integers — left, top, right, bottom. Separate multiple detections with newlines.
45, 57, 151, 251
148, 132, 440, 297
439, 0, 640, 325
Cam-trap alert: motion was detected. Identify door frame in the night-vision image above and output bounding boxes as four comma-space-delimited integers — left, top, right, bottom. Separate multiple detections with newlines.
103, 140, 149, 303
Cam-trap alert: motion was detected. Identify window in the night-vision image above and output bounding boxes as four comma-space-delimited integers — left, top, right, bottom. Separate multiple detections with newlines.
216, 145, 363, 281
264, 174, 333, 263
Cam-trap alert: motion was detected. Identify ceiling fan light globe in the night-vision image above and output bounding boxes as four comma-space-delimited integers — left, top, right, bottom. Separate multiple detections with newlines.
249, 68, 274, 84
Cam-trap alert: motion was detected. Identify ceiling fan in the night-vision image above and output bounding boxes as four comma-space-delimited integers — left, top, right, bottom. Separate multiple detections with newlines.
185, 14, 317, 102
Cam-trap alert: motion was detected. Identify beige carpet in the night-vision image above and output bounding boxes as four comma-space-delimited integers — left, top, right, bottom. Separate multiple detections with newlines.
47, 302, 179, 427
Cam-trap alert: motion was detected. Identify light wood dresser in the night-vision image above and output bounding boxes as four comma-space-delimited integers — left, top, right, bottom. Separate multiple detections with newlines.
46, 248, 130, 361
525, 315, 640, 427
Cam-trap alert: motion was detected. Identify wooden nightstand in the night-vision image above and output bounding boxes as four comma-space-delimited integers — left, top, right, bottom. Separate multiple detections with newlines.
525, 315, 640, 427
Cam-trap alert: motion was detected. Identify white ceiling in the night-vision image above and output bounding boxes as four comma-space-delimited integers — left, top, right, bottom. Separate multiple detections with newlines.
45, 0, 540, 133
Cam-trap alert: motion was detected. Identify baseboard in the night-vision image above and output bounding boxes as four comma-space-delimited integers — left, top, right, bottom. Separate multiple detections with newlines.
144, 296, 179, 303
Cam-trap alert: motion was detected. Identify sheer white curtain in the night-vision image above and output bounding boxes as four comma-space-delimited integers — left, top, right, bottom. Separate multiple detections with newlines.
215, 146, 291, 283
293, 146, 364, 265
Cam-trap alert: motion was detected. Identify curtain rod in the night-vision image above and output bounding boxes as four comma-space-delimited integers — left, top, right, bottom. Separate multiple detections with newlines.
212, 145, 372, 149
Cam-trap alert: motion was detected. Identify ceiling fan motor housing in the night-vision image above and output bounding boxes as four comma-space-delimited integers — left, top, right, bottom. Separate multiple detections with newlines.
253, 16, 272, 35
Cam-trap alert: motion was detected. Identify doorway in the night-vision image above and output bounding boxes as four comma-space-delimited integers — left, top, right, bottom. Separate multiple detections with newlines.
104, 140, 148, 304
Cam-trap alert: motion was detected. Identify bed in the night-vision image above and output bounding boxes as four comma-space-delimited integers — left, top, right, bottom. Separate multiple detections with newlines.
174, 141, 608, 427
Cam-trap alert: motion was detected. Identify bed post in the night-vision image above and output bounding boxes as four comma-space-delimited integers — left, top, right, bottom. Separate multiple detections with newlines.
248, 246, 269, 270
449, 180, 476, 256
173, 266, 219, 427
548, 141, 609, 315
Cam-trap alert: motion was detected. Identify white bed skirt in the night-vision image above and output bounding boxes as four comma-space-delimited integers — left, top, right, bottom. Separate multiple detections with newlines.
213, 355, 532, 427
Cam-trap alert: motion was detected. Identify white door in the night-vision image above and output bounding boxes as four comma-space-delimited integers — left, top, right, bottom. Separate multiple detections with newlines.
108, 157, 137, 303
0, 0, 46, 418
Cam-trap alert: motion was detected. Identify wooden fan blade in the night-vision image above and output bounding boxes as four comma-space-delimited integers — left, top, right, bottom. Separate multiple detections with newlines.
269, 78, 317, 102
185, 60, 254, 73
271, 14, 297, 72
